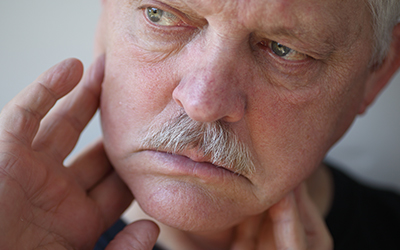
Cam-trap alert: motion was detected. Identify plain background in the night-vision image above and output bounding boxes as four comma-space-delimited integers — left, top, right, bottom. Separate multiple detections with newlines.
1, 0, 400, 193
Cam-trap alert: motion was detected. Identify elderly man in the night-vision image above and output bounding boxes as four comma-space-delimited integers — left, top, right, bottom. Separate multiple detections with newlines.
1, 0, 400, 249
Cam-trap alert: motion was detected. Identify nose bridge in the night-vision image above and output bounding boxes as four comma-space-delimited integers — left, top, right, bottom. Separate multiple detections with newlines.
173, 33, 247, 123
192, 41, 237, 96
187, 30, 242, 85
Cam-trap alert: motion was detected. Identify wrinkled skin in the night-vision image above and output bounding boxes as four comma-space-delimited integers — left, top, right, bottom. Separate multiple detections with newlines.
0, 0, 400, 249
101, 0, 367, 233
0, 57, 159, 250
95, 0, 400, 249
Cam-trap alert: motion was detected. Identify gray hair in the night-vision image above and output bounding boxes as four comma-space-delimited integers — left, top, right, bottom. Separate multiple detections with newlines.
141, 112, 255, 175
367, 0, 400, 65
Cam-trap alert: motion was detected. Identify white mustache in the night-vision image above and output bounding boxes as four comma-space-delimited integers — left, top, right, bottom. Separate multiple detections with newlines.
141, 112, 255, 175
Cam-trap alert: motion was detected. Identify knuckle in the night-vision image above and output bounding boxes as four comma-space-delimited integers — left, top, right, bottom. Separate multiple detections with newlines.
37, 81, 58, 101
5, 105, 41, 144
60, 112, 85, 134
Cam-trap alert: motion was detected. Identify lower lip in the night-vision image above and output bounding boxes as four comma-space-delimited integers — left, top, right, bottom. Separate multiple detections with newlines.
140, 150, 243, 183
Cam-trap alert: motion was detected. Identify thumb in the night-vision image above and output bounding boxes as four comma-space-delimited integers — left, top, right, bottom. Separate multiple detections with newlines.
105, 220, 160, 250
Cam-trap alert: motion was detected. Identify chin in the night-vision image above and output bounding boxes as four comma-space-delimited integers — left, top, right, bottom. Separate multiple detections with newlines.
108, 149, 269, 232
127, 175, 257, 232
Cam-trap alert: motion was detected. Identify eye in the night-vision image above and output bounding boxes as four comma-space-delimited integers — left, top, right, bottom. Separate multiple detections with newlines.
269, 41, 307, 61
146, 7, 182, 26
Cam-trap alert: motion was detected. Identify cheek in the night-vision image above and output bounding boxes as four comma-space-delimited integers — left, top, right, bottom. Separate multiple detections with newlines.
100, 42, 179, 159
247, 70, 368, 200
246, 90, 323, 200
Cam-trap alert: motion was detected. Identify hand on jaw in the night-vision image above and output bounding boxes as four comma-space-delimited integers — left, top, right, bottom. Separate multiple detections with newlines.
0, 56, 331, 250
230, 184, 332, 250
0, 57, 158, 250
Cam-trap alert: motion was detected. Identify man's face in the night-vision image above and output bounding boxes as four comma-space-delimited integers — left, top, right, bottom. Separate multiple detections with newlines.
98, 0, 373, 231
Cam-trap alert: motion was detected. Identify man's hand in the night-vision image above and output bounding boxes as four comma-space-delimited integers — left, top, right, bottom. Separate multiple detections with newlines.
0, 57, 159, 250
231, 184, 333, 250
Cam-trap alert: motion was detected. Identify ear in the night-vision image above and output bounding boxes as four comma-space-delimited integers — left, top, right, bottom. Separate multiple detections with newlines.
359, 23, 400, 114
94, 1, 108, 58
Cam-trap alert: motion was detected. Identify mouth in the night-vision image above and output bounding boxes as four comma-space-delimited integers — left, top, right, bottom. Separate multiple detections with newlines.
172, 149, 236, 173
139, 149, 248, 183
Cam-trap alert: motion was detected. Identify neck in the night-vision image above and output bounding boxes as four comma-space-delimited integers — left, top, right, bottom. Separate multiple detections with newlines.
305, 163, 334, 217
123, 164, 334, 250
160, 225, 235, 250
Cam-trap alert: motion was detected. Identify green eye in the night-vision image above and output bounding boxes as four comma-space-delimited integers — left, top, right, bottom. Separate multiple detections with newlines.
270, 42, 292, 57
269, 41, 307, 61
147, 7, 164, 23
145, 7, 181, 26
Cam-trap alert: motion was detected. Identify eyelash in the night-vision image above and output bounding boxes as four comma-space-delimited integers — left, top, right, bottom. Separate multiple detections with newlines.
146, 7, 180, 26
254, 41, 316, 75
139, 4, 192, 29
258, 41, 309, 62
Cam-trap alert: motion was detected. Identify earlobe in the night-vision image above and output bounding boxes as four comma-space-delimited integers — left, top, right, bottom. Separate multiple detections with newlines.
359, 23, 400, 114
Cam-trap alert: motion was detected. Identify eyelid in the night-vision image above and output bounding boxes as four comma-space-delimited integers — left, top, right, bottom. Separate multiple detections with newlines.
259, 40, 309, 62
271, 42, 308, 61
138, 1, 194, 27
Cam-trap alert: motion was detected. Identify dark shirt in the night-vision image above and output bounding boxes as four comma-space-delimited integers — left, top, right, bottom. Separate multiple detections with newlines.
326, 166, 400, 250
95, 166, 400, 250
93, 218, 164, 250
94, 219, 126, 250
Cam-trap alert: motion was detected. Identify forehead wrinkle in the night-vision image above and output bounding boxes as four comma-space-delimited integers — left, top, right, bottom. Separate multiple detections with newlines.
184, 0, 238, 17
155, 0, 202, 17
181, 0, 342, 35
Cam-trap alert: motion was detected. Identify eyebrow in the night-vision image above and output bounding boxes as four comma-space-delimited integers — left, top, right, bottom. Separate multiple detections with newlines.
140, 0, 344, 58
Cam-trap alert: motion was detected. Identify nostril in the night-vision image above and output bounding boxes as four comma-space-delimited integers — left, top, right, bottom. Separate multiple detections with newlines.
174, 98, 184, 109
172, 87, 184, 108
172, 64, 246, 123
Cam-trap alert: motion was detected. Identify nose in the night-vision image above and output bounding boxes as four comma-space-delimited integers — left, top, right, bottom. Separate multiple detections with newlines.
173, 39, 247, 123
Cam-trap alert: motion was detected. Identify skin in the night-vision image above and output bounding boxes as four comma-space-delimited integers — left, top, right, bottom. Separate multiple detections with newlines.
98, 0, 394, 247
101, 0, 342, 229
0, 57, 158, 250
0, 0, 399, 249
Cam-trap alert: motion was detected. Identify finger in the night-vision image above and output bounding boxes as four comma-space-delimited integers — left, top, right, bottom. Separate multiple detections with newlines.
67, 139, 112, 190
89, 171, 134, 230
268, 191, 307, 250
105, 220, 160, 250
256, 214, 276, 250
230, 215, 263, 250
294, 184, 333, 249
33, 55, 105, 160
0, 58, 83, 146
